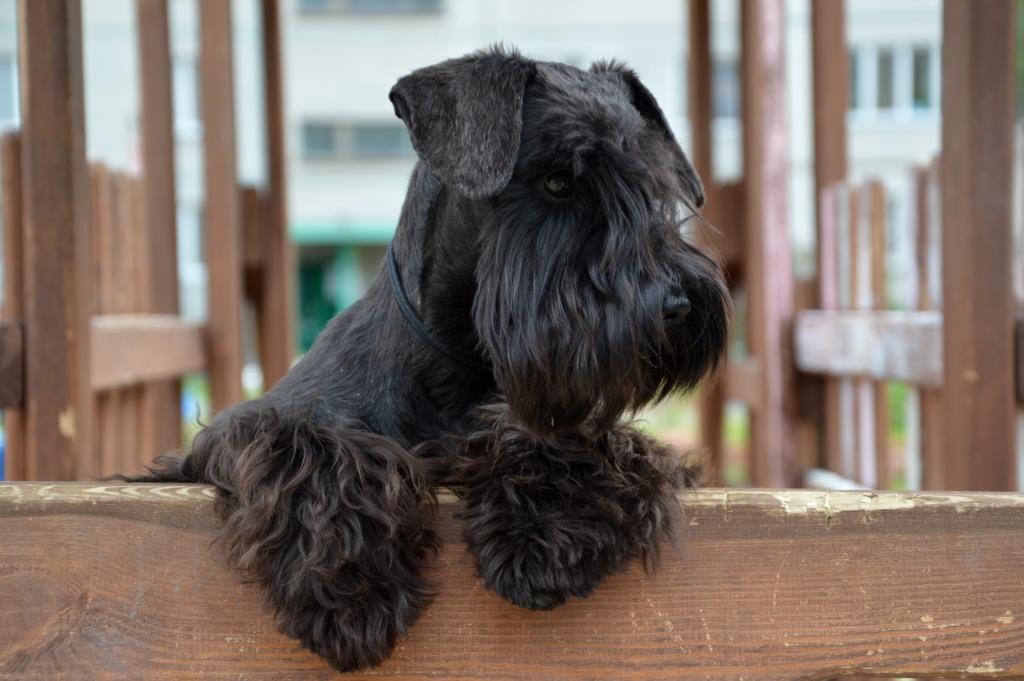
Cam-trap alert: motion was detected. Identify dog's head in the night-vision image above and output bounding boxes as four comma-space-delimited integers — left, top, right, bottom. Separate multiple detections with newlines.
391, 47, 730, 433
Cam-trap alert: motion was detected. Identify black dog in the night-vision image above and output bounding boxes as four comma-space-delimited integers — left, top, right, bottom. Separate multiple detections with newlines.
130, 47, 729, 672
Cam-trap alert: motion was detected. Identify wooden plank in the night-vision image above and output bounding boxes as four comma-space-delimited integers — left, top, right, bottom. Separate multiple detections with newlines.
1, 484, 1023, 679
917, 161, 945, 490
201, 0, 244, 412
817, 185, 844, 478
810, 0, 848, 276
689, 1, 724, 480
941, 0, 1018, 490
1, 134, 24, 478
868, 183, 889, 488
740, 0, 799, 487
841, 186, 861, 481
91, 166, 121, 479
0, 321, 21, 408
135, 0, 182, 460
257, 0, 296, 390
701, 181, 744, 266
795, 310, 943, 386
123, 177, 144, 475
17, 0, 93, 480
240, 186, 264, 273
688, 0, 711, 182
91, 315, 207, 391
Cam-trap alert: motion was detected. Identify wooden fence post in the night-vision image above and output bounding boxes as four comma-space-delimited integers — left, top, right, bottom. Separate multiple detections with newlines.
257, 0, 296, 390
136, 0, 182, 458
16, 0, 93, 480
940, 0, 1017, 490
741, 0, 799, 487
689, 0, 726, 481
201, 0, 245, 412
0, 135, 23, 479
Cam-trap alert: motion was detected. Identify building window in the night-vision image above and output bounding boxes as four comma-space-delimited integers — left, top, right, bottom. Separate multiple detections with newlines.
298, 0, 441, 14
849, 44, 938, 116
0, 55, 19, 129
911, 46, 932, 110
848, 49, 860, 110
876, 48, 894, 110
301, 121, 414, 160
712, 59, 740, 120
302, 123, 335, 158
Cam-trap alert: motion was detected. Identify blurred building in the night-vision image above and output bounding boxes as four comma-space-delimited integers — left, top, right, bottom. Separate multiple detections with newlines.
285, 0, 941, 346
0, 0, 943, 351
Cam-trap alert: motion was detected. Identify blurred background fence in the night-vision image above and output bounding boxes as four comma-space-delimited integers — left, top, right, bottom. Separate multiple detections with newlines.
0, 0, 1021, 495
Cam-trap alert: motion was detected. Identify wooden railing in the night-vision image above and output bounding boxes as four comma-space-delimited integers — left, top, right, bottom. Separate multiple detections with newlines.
794, 162, 1024, 493
1, 483, 1022, 679
0, 0, 294, 481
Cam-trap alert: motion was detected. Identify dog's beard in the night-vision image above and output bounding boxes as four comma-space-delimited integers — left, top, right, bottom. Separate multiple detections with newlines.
473, 203, 730, 435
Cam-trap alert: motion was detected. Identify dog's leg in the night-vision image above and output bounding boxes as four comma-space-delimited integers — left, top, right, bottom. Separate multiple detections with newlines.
126, 401, 438, 671
450, 405, 700, 610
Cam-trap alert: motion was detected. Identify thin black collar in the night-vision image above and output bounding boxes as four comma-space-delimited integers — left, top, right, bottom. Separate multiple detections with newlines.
386, 241, 491, 373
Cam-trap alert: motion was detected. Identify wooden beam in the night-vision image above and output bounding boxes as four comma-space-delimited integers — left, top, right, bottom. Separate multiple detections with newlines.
17, 0, 93, 480
795, 310, 943, 386
135, 0, 182, 457
90, 315, 206, 391
1, 483, 1023, 679
689, 0, 720, 479
701, 180, 744, 265
915, 161, 945, 490
201, 0, 245, 412
1, 133, 24, 477
257, 0, 296, 390
740, 0, 799, 487
810, 0, 848, 250
688, 0, 711, 181
0, 321, 22, 408
941, 0, 1018, 490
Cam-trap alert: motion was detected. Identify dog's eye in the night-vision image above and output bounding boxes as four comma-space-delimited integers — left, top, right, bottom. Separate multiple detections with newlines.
543, 171, 574, 198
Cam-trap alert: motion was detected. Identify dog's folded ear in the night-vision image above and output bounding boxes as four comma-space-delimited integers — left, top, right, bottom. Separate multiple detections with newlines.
390, 47, 535, 200
591, 61, 705, 208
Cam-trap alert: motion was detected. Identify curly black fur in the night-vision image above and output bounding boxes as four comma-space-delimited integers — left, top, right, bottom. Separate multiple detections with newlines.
130, 402, 438, 670
125, 46, 729, 672
436, 404, 701, 610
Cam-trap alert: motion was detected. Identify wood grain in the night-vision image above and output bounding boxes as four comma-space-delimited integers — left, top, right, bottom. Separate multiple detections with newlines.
817, 185, 845, 479
200, 0, 244, 412
810, 0, 848, 276
740, 0, 799, 488
90, 315, 206, 391
940, 0, 1018, 490
257, 0, 296, 391
0, 484, 1022, 680
135, 0, 183, 460
795, 310, 943, 387
916, 162, 945, 490
1, 134, 24, 477
16, 0, 93, 480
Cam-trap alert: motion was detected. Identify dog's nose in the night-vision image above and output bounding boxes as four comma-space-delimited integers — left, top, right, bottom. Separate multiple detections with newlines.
663, 294, 691, 323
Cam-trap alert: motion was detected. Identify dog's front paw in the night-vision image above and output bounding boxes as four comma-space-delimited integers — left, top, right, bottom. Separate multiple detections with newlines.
193, 404, 438, 671
465, 502, 629, 610
452, 405, 697, 610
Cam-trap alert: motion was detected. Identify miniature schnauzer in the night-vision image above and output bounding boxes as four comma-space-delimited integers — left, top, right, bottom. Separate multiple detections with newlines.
130, 47, 730, 672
